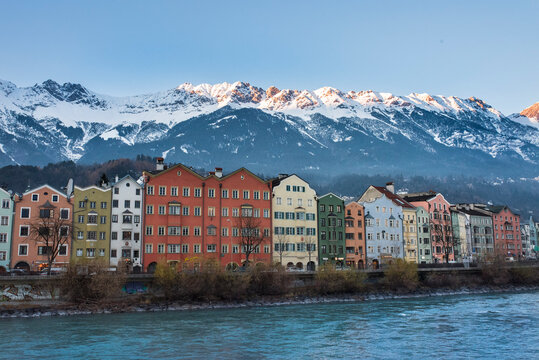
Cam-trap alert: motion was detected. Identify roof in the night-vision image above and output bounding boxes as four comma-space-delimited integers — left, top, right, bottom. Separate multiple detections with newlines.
373, 186, 415, 209
270, 174, 312, 189
111, 174, 143, 188
485, 205, 520, 216
457, 208, 492, 217
318, 192, 343, 200
401, 191, 437, 203
23, 184, 68, 197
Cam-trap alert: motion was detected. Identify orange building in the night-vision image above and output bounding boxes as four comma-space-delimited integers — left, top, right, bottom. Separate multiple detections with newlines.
142, 160, 273, 272
488, 205, 521, 259
344, 202, 366, 269
11, 185, 72, 272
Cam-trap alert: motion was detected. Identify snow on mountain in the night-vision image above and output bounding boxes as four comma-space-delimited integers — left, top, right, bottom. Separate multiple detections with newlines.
0, 79, 537, 177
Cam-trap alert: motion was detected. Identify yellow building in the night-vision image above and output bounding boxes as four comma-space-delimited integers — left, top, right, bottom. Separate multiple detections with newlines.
72, 185, 112, 264
271, 174, 318, 271
403, 207, 418, 263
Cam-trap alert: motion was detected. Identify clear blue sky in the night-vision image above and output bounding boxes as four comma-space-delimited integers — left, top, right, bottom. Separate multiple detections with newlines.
1, 0, 537, 114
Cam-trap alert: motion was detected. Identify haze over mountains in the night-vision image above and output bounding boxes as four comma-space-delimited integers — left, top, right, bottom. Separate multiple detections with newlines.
0, 79, 537, 178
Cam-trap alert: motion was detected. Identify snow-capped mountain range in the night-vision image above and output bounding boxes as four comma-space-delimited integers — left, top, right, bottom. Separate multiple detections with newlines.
0, 79, 537, 177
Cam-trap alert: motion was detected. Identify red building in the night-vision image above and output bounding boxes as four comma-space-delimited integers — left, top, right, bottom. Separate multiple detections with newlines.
142, 160, 273, 272
488, 205, 521, 259
402, 191, 455, 263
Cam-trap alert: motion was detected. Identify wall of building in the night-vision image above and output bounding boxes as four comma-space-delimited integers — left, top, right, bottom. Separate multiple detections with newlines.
110, 176, 143, 270
416, 206, 432, 264
0, 189, 13, 271
71, 186, 112, 264
344, 202, 365, 269
272, 175, 317, 271
492, 208, 521, 258
317, 194, 345, 267
403, 208, 418, 263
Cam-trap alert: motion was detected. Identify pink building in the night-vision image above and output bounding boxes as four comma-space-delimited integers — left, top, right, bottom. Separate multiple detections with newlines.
487, 205, 521, 259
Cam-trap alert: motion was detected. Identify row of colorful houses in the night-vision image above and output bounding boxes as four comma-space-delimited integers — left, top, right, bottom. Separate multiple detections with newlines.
0, 159, 537, 273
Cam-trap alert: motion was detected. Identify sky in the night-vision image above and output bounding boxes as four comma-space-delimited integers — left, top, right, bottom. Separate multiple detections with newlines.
0, 0, 537, 114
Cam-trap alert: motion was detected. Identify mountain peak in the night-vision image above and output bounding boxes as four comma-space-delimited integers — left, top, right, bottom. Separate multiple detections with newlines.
520, 102, 539, 121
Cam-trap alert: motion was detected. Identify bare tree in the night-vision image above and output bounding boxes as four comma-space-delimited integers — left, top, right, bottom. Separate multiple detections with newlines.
431, 221, 459, 264
274, 234, 290, 266
235, 213, 267, 267
29, 205, 72, 275
304, 236, 317, 271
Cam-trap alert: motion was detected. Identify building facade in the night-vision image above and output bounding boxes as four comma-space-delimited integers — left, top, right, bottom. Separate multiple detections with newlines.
110, 175, 144, 271
344, 202, 366, 269
11, 185, 72, 271
72, 185, 112, 264
271, 174, 317, 271
486, 205, 521, 259
402, 192, 455, 263
143, 162, 273, 272
416, 206, 432, 264
358, 185, 405, 269
317, 193, 345, 267
403, 207, 418, 263
0, 188, 13, 271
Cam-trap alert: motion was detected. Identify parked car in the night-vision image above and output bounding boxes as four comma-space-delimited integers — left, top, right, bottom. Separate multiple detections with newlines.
9, 268, 27, 276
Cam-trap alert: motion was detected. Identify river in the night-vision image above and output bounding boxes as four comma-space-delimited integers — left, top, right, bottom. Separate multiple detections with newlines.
1, 291, 538, 359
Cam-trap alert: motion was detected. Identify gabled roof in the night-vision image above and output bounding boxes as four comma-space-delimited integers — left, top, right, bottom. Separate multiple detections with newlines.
74, 185, 111, 193
270, 174, 313, 190
373, 186, 415, 209
23, 184, 68, 197
486, 205, 520, 216
318, 192, 343, 200
111, 174, 143, 188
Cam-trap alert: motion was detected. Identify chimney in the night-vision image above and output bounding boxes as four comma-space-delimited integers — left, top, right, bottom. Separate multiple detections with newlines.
209, 171, 216, 176
156, 157, 165, 171
215, 167, 223, 178
115, 175, 119, 183
386, 182, 395, 194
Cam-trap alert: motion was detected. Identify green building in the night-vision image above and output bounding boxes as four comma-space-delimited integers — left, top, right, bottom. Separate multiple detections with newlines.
317, 193, 345, 267
72, 186, 112, 264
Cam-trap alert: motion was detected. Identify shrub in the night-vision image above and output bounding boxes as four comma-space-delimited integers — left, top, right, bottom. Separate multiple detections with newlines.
60, 259, 126, 303
248, 263, 290, 296
480, 256, 510, 285
383, 259, 419, 292
424, 271, 461, 289
315, 264, 367, 295
509, 267, 539, 285
154, 261, 178, 300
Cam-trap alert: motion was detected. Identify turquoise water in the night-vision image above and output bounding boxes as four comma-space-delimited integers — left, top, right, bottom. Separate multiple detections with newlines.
1, 291, 538, 359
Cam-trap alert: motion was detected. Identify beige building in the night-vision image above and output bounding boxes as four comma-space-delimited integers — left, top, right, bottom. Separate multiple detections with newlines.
403, 207, 418, 263
271, 174, 318, 271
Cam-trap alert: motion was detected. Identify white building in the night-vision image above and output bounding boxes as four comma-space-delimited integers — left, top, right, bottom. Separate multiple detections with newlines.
271, 174, 318, 271
110, 175, 144, 271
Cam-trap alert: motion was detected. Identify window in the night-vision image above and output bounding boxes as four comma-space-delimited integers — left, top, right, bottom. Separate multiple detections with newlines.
168, 227, 180, 236
0, 233, 7, 243
122, 231, 132, 240
79, 201, 86, 208
20, 226, 29, 237
243, 190, 249, 199
182, 206, 189, 216
134, 200, 141, 209
157, 244, 165, 253
194, 188, 202, 197
264, 209, 270, 218
147, 185, 154, 195
100, 216, 107, 224
0, 216, 8, 226
232, 208, 239, 217
287, 198, 292, 205
182, 244, 189, 253
222, 244, 228, 253
182, 227, 189, 236
31, 194, 39, 202
111, 232, 118, 240
114, 188, 119, 195
18, 244, 28, 256
87, 231, 97, 240
112, 215, 118, 223
145, 244, 153, 253
232, 245, 239, 254
158, 226, 165, 236
207, 244, 216, 252
232, 190, 239, 199
158, 205, 166, 215
222, 189, 229, 198
123, 214, 132, 223
146, 205, 154, 214
159, 186, 166, 196
194, 227, 201, 236
183, 187, 190, 197
1, 199, 9, 209
208, 207, 216, 217
194, 207, 201, 216
86, 248, 96, 257
76, 248, 83, 257
169, 205, 181, 215
167, 244, 180, 254
208, 188, 215, 198
100, 202, 107, 209
111, 249, 117, 258
39, 209, 52, 218
171, 187, 178, 196
194, 244, 201, 253
112, 200, 119, 208
263, 191, 270, 200
38, 246, 52, 255
207, 226, 217, 236
0, 251, 6, 261
87, 214, 97, 224
222, 227, 229, 236
253, 191, 260, 200
90, 201, 96, 209
60, 209, 69, 219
